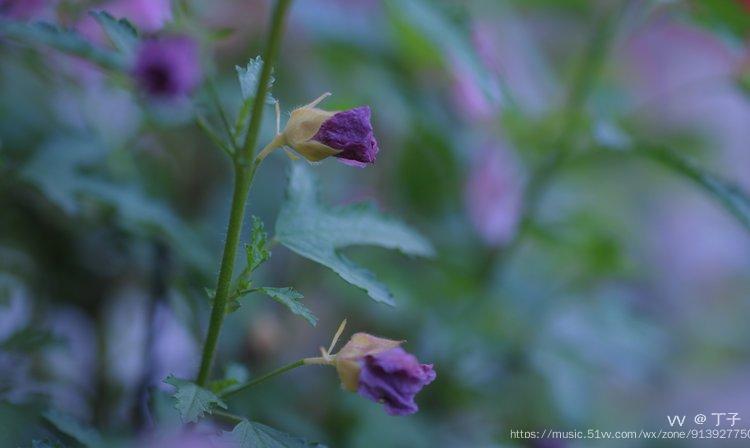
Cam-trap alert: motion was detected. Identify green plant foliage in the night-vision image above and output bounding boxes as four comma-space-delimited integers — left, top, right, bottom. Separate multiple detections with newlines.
0, 19, 124, 70
247, 216, 272, 272
89, 11, 138, 54
259, 287, 317, 326
0, 327, 60, 353
43, 410, 102, 448
275, 163, 435, 305
31, 440, 67, 448
221, 420, 326, 448
163, 376, 228, 423
637, 146, 750, 232
20, 138, 211, 269
236, 56, 276, 105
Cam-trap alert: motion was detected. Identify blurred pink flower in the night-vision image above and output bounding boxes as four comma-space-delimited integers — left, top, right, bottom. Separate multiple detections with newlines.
465, 142, 525, 246
450, 55, 496, 122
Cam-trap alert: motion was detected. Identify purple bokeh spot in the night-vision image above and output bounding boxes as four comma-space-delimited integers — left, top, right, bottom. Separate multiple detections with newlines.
133, 37, 201, 99
0, 0, 47, 20
312, 106, 379, 167
357, 347, 436, 416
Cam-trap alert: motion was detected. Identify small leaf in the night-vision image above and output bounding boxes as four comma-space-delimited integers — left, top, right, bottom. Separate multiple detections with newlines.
246, 216, 271, 272
221, 420, 327, 448
236, 56, 276, 105
259, 287, 317, 326
163, 375, 227, 423
43, 410, 103, 448
89, 11, 138, 54
275, 164, 434, 305
636, 146, 750, 232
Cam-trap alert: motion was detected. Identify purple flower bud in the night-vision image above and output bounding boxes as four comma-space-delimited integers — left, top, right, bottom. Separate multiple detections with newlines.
133, 37, 201, 99
357, 347, 436, 416
279, 95, 379, 167
311, 106, 379, 167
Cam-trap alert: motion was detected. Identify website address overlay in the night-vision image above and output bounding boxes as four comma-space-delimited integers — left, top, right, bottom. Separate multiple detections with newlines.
510, 429, 750, 441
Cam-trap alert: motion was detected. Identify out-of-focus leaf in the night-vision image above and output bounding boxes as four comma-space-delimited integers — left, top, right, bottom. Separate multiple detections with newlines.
236, 56, 276, 105
0, 327, 60, 353
43, 410, 102, 448
258, 287, 317, 326
89, 11, 138, 54
0, 19, 124, 70
692, 0, 750, 40
221, 420, 326, 448
163, 375, 227, 423
385, 0, 504, 105
20, 138, 211, 269
276, 164, 434, 305
246, 216, 271, 272
31, 440, 66, 448
636, 146, 750, 232
396, 126, 460, 216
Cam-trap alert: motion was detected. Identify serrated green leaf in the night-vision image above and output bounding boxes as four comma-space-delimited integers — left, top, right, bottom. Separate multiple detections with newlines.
636, 146, 750, 232
236, 56, 276, 105
89, 11, 138, 54
246, 216, 271, 272
43, 410, 103, 448
0, 19, 125, 70
163, 375, 227, 423
275, 164, 434, 305
259, 287, 317, 326
221, 420, 327, 448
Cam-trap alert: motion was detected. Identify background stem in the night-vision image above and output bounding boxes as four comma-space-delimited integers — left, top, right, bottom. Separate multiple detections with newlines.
483, 1, 629, 280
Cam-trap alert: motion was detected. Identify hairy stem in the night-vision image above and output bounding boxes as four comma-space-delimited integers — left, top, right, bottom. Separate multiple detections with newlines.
220, 359, 311, 399
196, 166, 253, 385
195, 0, 293, 387
240, 0, 292, 163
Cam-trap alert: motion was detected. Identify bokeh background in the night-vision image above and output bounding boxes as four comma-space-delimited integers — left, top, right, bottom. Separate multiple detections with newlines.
2, 0, 750, 446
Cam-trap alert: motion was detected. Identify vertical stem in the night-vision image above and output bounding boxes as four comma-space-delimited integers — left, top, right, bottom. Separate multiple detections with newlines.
196, 0, 294, 386
241, 0, 292, 162
196, 166, 252, 386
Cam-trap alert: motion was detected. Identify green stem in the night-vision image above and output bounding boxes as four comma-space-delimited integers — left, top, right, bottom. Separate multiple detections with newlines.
240, 0, 292, 162
221, 359, 306, 398
212, 409, 245, 425
196, 165, 254, 386
195, 0, 293, 387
